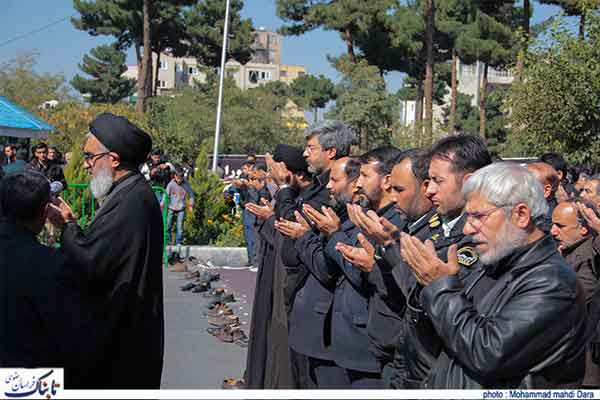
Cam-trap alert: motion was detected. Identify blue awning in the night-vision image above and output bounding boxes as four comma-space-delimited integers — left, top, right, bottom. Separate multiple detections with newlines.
0, 96, 54, 139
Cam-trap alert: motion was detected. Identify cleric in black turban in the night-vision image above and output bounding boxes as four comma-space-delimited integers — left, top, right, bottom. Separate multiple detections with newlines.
51, 112, 165, 389
273, 144, 309, 174
89, 112, 152, 169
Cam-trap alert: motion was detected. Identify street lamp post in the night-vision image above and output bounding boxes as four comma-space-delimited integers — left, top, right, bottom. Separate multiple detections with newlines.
212, 0, 231, 172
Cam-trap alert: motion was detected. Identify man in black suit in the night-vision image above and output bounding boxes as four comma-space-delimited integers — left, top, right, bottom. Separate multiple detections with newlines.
0, 171, 107, 388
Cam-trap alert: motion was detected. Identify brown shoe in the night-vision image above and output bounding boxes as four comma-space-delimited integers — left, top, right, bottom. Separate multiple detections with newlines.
184, 270, 200, 280
205, 304, 233, 317
208, 314, 239, 327
222, 378, 246, 389
215, 325, 234, 343
168, 262, 187, 272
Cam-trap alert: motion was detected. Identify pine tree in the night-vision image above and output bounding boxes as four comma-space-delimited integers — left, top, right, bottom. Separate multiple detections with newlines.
539, 0, 600, 39
290, 74, 336, 123
184, 0, 255, 68
71, 44, 136, 104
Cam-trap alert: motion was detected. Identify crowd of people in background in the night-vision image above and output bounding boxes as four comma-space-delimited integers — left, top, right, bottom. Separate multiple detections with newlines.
223, 120, 600, 390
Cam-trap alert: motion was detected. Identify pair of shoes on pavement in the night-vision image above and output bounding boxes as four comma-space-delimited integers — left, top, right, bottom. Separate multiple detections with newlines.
203, 303, 234, 317
207, 324, 248, 347
208, 314, 239, 327
206, 290, 235, 308
222, 378, 246, 389
180, 280, 211, 293
184, 270, 220, 281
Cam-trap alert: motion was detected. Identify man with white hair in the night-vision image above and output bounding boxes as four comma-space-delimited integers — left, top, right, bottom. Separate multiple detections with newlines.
48, 113, 164, 389
400, 162, 587, 388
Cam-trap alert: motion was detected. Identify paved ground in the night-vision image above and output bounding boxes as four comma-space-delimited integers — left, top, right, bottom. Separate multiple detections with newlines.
161, 265, 257, 389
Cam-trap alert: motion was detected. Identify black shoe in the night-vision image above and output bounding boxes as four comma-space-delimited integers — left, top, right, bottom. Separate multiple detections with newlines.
192, 281, 211, 293
180, 282, 196, 291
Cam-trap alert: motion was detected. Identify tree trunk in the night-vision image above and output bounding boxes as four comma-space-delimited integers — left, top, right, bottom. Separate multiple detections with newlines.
479, 63, 488, 139
314, 107, 318, 123
136, 0, 152, 113
423, 0, 435, 145
344, 26, 356, 63
154, 51, 161, 97
579, 12, 586, 40
449, 49, 458, 134
361, 127, 368, 152
415, 79, 424, 146
515, 0, 530, 82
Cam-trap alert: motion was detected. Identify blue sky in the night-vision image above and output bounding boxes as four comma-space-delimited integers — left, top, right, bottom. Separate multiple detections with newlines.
0, 0, 565, 94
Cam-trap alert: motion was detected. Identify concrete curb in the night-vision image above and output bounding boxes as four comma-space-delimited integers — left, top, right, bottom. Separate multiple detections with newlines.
167, 245, 248, 267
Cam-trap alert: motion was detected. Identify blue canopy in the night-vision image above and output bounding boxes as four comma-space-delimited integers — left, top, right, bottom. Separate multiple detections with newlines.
0, 96, 54, 139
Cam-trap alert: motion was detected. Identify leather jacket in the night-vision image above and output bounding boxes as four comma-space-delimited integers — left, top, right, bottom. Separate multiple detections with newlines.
421, 235, 587, 389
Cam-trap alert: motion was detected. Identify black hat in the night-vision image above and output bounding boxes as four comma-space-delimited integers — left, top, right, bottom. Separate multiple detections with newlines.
273, 144, 309, 174
89, 112, 152, 169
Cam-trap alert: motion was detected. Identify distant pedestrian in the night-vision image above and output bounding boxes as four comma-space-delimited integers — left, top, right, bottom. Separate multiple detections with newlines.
162, 168, 194, 250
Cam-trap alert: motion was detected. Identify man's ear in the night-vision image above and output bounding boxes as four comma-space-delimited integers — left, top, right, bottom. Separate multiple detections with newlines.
110, 152, 121, 169
581, 225, 590, 237
512, 203, 531, 229
382, 174, 392, 191
544, 184, 552, 199
461, 172, 473, 185
326, 147, 337, 161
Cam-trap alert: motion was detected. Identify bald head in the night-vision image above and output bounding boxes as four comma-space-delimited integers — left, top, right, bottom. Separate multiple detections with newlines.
551, 202, 589, 249
527, 162, 559, 200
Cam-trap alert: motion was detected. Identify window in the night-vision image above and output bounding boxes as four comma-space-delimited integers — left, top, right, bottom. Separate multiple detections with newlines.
260, 71, 272, 80
176, 63, 183, 72
160, 60, 168, 70
280, 70, 288, 78
158, 80, 167, 88
298, 71, 306, 77
248, 70, 259, 84
188, 67, 199, 76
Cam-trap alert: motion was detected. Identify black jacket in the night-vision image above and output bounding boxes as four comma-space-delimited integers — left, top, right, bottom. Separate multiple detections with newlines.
421, 235, 587, 389
0, 220, 109, 388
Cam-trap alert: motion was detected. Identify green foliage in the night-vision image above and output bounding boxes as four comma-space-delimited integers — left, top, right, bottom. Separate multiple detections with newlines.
0, 52, 70, 111
507, 14, 600, 163
290, 74, 336, 119
71, 44, 136, 103
184, 142, 244, 246
148, 81, 303, 161
184, 0, 255, 67
327, 57, 398, 150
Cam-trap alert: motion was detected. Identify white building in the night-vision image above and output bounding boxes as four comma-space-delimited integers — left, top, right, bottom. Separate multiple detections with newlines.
399, 59, 514, 129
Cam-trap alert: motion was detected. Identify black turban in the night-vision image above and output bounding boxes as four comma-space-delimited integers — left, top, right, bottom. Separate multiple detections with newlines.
273, 144, 309, 174
89, 112, 152, 169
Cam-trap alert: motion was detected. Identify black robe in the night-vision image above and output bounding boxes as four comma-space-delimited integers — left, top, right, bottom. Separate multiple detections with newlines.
60, 172, 165, 389
245, 172, 332, 389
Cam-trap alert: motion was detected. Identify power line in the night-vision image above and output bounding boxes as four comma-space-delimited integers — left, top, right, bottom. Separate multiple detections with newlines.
0, 14, 76, 49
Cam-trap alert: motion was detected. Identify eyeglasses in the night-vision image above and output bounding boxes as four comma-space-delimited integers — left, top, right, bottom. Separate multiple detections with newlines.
464, 205, 509, 230
304, 144, 323, 154
83, 151, 111, 167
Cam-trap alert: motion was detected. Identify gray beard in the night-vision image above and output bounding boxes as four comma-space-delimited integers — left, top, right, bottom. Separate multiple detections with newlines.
479, 220, 528, 266
90, 166, 114, 200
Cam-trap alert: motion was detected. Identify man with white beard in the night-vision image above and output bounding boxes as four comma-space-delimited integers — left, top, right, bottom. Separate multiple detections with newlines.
49, 112, 164, 389
400, 162, 587, 388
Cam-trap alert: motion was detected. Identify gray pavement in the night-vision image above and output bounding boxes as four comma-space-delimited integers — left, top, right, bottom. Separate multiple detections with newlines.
160, 266, 256, 389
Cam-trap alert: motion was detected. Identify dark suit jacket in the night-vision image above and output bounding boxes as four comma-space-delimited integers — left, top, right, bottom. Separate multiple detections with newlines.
0, 220, 108, 388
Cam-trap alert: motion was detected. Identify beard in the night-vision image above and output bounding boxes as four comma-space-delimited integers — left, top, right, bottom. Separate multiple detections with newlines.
90, 165, 114, 200
479, 219, 528, 266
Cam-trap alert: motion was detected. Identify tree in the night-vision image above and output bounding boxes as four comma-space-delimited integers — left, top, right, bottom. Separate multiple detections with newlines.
0, 53, 69, 111
184, 0, 255, 68
276, 0, 395, 63
327, 57, 398, 151
290, 74, 336, 122
72, 0, 196, 112
507, 14, 600, 163
71, 44, 136, 104
455, 4, 517, 138
539, 0, 600, 39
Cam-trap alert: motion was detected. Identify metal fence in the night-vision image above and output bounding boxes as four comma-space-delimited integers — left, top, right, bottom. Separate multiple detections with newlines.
62, 183, 170, 268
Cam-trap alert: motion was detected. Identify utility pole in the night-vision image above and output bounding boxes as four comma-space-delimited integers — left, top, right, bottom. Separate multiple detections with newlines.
212, 0, 231, 171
